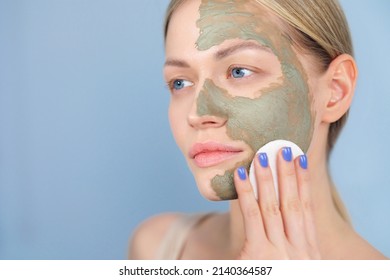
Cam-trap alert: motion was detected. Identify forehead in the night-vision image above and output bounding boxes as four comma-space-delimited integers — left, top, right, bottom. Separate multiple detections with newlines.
166, 0, 284, 54
196, 0, 281, 50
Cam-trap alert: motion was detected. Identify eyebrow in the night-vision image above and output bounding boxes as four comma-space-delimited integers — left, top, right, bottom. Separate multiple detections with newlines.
164, 59, 190, 68
215, 41, 272, 60
164, 42, 272, 68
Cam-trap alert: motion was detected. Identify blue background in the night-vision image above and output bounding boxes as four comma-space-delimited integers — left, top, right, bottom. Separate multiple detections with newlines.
0, 0, 389, 259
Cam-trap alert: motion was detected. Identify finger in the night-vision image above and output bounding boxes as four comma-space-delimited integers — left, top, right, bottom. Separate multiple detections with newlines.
255, 153, 285, 246
234, 166, 266, 245
295, 155, 320, 255
277, 147, 306, 248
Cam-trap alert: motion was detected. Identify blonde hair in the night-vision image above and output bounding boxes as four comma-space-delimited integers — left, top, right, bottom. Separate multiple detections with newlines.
164, 0, 352, 222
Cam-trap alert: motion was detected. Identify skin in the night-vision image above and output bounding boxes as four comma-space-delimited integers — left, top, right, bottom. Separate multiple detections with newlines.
169, 0, 314, 200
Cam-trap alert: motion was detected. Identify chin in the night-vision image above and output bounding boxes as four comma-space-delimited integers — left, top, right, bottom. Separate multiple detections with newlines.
193, 170, 239, 201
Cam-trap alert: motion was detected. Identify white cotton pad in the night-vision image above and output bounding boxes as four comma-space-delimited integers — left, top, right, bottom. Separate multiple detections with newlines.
249, 140, 304, 201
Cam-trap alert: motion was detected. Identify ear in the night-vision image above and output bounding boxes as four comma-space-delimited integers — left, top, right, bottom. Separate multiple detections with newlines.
321, 54, 358, 123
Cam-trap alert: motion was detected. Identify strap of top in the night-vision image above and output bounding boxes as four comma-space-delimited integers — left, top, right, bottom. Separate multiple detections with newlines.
155, 213, 213, 260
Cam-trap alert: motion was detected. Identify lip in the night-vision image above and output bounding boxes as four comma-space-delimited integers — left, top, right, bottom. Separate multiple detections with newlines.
189, 142, 243, 168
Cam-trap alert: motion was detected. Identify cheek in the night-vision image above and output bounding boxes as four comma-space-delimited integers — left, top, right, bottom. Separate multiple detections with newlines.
308, 80, 326, 124
168, 102, 185, 146
224, 91, 290, 154
169, 98, 196, 156
222, 87, 312, 155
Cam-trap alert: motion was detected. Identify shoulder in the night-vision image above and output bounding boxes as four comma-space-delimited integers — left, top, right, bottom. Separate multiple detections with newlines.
128, 212, 182, 260
334, 227, 388, 260
347, 235, 388, 260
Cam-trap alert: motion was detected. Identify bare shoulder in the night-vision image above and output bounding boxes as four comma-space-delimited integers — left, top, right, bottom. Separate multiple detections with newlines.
128, 213, 182, 260
348, 235, 388, 260
335, 228, 389, 260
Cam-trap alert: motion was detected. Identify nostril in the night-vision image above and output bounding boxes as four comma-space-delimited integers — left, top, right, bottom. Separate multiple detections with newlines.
202, 121, 217, 128
203, 118, 226, 126
188, 115, 227, 129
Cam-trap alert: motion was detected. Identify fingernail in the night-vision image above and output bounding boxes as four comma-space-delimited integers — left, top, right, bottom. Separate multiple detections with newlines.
237, 166, 247, 181
258, 153, 268, 168
299, 155, 308, 169
282, 147, 292, 162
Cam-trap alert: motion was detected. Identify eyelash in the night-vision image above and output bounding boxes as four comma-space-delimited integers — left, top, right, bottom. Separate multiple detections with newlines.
227, 66, 255, 79
167, 79, 193, 92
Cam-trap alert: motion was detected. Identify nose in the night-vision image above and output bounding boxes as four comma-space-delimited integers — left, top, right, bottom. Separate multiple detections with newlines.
187, 79, 229, 130
187, 100, 227, 130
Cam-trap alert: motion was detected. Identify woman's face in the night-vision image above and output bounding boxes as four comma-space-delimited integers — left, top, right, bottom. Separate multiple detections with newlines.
164, 0, 319, 201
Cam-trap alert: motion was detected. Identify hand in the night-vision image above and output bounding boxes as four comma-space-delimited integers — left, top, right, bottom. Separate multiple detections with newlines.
234, 147, 321, 259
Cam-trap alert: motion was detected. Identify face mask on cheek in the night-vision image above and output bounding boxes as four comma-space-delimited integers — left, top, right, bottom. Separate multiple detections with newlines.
196, 63, 313, 200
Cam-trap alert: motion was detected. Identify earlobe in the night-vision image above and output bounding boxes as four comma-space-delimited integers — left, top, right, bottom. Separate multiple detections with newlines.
322, 54, 358, 123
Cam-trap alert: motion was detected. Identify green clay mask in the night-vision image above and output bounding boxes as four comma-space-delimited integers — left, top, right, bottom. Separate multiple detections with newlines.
195, 0, 314, 200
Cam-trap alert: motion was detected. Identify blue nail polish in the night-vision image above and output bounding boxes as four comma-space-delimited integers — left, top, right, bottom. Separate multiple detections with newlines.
237, 167, 247, 181
299, 155, 308, 169
258, 153, 268, 168
282, 147, 292, 162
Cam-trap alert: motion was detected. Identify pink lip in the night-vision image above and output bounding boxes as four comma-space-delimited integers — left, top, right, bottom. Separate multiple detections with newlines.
189, 142, 243, 168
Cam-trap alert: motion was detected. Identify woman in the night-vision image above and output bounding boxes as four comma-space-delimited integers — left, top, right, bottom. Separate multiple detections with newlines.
129, 0, 387, 259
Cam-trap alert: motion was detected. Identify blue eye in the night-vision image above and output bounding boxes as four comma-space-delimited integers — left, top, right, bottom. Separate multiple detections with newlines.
171, 79, 193, 91
231, 67, 253, 78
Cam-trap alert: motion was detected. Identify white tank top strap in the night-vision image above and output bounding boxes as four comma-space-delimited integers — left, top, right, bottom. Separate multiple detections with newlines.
155, 212, 214, 260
